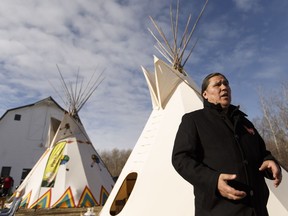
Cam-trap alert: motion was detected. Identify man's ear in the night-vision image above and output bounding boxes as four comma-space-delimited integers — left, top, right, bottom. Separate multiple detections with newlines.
202, 91, 208, 99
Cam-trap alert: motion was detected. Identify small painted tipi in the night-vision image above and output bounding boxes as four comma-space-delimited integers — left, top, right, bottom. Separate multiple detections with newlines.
99, 1, 288, 215
16, 71, 115, 208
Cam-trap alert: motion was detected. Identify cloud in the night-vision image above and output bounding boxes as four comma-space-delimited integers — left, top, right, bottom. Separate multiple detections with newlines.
0, 0, 288, 151
0, 0, 170, 150
232, 0, 261, 12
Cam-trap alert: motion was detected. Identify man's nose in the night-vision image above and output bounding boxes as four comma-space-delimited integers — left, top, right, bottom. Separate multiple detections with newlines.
220, 84, 227, 89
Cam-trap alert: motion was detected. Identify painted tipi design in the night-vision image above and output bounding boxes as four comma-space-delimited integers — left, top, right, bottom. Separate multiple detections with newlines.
99, 1, 288, 215
16, 71, 115, 209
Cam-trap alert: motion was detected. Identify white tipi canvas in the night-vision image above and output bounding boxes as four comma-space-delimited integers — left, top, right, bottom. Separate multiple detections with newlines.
16, 111, 114, 208
99, 56, 202, 216
99, 56, 288, 216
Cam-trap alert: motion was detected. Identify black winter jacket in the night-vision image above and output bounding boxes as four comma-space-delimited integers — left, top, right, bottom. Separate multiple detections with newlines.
172, 100, 278, 216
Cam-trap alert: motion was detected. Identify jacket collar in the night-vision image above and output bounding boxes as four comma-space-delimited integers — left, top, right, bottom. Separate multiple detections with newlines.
203, 99, 247, 118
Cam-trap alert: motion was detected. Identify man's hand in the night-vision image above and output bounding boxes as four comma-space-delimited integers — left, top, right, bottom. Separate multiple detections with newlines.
218, 174, 246, 200
259, 160, 282, 187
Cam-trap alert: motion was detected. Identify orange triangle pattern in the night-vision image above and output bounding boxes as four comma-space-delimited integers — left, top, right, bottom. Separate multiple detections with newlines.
19, 191, 31, 208
99, 186, 110, 205
77, 186, 98, 207
29, 189, 51, 209
52, 187, 76, 208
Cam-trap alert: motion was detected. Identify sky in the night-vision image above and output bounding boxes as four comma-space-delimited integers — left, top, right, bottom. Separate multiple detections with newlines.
0, 0, 288, 151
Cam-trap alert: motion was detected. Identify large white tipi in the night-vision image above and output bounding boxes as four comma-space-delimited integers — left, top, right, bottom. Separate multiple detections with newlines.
99, 1, 287, 215
16, 71, 115, 209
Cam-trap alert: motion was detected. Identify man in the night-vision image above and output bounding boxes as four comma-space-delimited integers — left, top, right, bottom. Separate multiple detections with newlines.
172, 73, 282, 216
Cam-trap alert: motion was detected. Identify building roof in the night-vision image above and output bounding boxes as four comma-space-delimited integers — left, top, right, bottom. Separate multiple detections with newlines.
0, 96, 66, 121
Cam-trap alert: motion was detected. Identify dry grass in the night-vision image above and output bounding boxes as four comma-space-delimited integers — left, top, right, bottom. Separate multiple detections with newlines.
15, 207, 102, 216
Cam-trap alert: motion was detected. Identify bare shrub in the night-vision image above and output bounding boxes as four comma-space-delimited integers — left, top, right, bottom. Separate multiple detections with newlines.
254, 84, 288, 171
99, 148, 132, 178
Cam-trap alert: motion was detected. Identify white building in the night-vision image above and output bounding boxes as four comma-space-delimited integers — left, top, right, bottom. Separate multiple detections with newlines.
0, 97, 65, 190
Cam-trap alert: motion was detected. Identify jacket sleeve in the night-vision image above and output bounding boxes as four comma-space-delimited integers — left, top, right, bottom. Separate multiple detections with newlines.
244, 118, 282, 180
172, 114, 220, 208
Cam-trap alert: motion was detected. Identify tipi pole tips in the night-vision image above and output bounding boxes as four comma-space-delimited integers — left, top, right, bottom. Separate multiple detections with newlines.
50, 65, 105, 117
148, 0, 209, 73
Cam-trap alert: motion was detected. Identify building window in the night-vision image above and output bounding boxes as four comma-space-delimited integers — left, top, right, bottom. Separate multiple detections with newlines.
20, 168, 31, 184
1, 166, 11, 177
14, 114, 21, 121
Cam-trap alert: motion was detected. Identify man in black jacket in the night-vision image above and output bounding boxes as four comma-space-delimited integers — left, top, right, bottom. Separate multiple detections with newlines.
172, 73, 282, 216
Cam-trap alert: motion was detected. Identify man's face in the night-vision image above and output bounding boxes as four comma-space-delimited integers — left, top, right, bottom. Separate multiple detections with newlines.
202, 75, 231, 109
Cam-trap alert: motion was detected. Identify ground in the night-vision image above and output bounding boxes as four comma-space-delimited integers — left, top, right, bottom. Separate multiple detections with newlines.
15, 207, 102, 216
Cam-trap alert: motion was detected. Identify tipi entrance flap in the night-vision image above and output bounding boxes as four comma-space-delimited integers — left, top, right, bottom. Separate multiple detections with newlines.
142, 66, 160, 109
154, 58, 183, 109
142, 56, 189, 110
